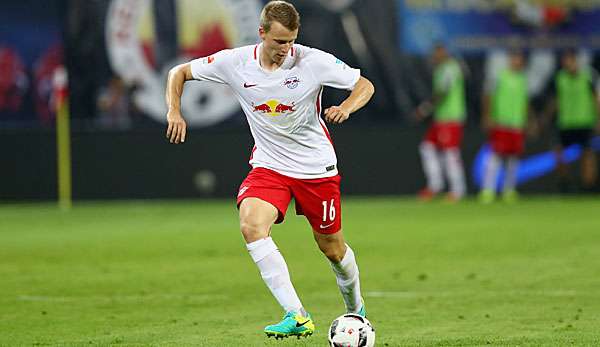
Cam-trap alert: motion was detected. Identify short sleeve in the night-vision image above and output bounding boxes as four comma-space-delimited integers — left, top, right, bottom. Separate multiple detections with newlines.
307, 48, 360, 90
190, 49, 233, 84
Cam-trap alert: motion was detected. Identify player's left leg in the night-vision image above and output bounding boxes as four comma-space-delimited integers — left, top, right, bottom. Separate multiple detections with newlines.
442, 148, 466, 201
439, 123, 465, 202
313, 230, 365, 317
578, 129, 596, 190
502, 131, 524, 203
502, 156, 520, 203
480, 151, 501, 203
291, 175, 366, 317
581, 147, 597, 190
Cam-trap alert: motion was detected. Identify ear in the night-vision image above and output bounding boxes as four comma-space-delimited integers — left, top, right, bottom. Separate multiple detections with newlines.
259, 26, 266, 40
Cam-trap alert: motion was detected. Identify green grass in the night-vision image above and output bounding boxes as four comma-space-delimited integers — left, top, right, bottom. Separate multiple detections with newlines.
1, 197, 600, 346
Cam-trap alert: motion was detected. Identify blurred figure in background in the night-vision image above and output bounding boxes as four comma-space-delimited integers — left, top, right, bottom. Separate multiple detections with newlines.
0, 46, 28, 116
545, 49, 600, 193
96, 76, 133, 129
33, 44, 63, 125
479, 50, 535, 203
414, 44, 467, 202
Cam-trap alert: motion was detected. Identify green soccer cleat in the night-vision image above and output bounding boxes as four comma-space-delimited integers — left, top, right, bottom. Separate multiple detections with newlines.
478, 189, 495, 204
502, 189, 519, 204
264, 311, 315, 340
357, 304, 366, 318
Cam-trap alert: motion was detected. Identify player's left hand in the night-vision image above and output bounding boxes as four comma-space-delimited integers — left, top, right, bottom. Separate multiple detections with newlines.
324, 106, 350, 124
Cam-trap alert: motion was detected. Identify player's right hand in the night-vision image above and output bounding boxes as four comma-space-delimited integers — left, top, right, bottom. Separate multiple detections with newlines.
413, 101, 432, 122
166, 109, 187, 144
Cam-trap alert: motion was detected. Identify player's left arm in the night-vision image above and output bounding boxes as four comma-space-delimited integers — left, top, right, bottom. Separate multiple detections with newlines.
324, 76, 374, 124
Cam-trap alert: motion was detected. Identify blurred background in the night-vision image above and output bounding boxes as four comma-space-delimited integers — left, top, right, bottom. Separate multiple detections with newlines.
2, 0, 600, 201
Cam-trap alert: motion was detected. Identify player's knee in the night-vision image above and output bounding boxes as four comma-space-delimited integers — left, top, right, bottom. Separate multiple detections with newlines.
320, 243, 346, 263
239, 220, 269, 242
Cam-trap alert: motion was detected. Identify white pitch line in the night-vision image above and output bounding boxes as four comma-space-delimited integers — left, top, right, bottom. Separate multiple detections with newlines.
16, 294, 227, 302
365, 290, 580, 298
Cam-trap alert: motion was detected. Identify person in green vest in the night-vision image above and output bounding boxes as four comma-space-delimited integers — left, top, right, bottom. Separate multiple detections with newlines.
545, 49, 599, 192
414, 44, 467, 202
479, 50, 535, 203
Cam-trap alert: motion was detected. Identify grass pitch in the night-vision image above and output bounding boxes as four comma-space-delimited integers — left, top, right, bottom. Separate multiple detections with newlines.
1, 197, 600, 346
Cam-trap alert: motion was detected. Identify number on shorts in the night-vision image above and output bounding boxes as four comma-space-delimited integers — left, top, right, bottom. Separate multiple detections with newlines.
322, 199, 336, 222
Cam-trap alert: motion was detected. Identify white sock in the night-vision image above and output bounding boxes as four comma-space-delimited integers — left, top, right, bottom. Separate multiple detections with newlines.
419, 142, 443, 192
504, 156, 519, 192
247, 237, 304, 314
329, 245, 362, 313
443, 148, 466, 197
483, 152, 501, 191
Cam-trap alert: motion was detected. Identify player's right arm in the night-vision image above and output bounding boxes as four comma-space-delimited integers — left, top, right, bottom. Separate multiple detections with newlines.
165, 63, 193, 144
165, 50, 233, 144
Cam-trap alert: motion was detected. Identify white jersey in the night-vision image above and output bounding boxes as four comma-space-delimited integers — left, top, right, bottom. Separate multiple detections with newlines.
190, 43, 360, 179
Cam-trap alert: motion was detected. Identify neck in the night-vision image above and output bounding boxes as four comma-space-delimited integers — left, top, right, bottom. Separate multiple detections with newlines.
259, 47, 283, 71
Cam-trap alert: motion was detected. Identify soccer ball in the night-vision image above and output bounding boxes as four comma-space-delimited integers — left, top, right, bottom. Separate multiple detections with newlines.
328, 313, 375, 347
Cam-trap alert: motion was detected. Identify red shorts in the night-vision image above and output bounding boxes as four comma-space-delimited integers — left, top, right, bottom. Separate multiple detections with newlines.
424, 122, 464, 149
236, 167, 342, 234
490, 127, 524, 156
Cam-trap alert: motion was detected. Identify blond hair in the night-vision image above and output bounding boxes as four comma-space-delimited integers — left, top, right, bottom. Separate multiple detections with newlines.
260, 1, 300, 32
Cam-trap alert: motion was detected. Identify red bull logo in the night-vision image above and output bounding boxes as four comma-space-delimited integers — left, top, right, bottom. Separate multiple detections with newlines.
252, 100, 295, 116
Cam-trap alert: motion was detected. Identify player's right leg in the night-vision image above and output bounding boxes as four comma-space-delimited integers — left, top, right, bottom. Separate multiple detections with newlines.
237, 170, 313, 338
240, 198, 313, 338
480, 151, 501, 203
419, 140, 443, 200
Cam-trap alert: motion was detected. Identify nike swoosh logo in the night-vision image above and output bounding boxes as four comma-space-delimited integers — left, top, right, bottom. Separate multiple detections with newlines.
296, 320, 310, 327
243, 83, 257, 88
320, 222, 335, 229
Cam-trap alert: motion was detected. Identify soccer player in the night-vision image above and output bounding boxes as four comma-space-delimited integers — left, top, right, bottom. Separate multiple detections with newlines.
545, 49, 599, 192
164, 0, 375, 340
479, 50, 534, 203
414, 44, 467, 202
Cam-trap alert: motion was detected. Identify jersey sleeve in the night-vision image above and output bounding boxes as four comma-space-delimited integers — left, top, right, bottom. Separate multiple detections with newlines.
307, 48, 360, 90
190, 49, 233, 84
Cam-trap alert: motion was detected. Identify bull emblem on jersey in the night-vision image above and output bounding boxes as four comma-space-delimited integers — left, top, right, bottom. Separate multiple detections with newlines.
252, 100, 295, 116
252, 102, 272, 113
283, 76, 300, 89
275, 102, 295, 113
